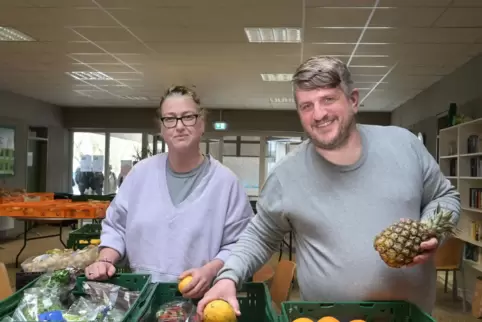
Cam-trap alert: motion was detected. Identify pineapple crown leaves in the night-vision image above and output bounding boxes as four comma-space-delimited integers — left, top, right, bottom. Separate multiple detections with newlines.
421, 203, 458, 238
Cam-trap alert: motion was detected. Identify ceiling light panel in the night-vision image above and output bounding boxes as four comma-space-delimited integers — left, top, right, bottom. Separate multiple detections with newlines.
312, 42, 391, 45
121, 96, 148, 100
261, 74, 293, 82
270, 97, 295, 104
244, 28, 301, 43
66, 71, 114, 81
313, 26, 393, 29
0, 27, 35, 41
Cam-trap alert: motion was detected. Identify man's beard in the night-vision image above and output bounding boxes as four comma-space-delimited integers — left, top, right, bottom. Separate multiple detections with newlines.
309, 113, 356, 150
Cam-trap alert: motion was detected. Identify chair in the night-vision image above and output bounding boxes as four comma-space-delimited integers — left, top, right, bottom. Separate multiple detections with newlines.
253, 264, 275, 284
268, 260, 297, 314
434, 237, 467, 312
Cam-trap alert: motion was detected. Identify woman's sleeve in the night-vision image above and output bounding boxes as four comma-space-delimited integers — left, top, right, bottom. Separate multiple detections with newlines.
99, 171, 134, 258
214, 179, 254, 263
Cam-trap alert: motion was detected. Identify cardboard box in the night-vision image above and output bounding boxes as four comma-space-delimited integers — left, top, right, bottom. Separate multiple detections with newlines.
0, 262, 12, 300
472, 276, 482, 317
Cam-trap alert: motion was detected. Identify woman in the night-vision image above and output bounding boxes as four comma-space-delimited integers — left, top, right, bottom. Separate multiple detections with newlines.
85, 85, 253, 299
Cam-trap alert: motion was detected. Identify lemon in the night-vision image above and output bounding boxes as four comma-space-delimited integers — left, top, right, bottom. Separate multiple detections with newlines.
178, 275, 193, 293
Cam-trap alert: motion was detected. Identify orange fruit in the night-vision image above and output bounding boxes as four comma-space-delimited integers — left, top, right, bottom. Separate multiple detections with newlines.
318, 317, 340, 322
350, 320, 366, 322
292, 318, 315, 322
178, 275, 193, 293
203, 300, 237, 322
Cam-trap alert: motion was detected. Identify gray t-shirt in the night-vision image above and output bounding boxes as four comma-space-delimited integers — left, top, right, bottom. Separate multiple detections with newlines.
166, 155, 211, 205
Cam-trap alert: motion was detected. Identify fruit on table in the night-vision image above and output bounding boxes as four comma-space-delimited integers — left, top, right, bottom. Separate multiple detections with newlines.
178, 275, 193, 293
203, 299, 237, 322
373, 204, 455, 268
79, 239, 100, 245
292, 318, 315, 322
317, 317, 340, 322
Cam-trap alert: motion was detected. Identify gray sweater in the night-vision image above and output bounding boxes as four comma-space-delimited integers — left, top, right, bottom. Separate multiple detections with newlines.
215, 124, 460, 313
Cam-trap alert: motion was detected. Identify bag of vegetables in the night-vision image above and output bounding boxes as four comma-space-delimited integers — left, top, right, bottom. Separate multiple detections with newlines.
4, 268, 143, 322
11, 269, 79, 321
21, 246, 98, 273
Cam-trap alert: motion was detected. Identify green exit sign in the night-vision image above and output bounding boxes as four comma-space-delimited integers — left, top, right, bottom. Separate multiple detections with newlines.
213, 122, 228, 131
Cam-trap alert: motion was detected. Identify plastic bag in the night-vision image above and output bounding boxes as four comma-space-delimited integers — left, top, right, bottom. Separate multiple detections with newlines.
83, 281, 140, 312
21, 246, 98, 273
11, 269, 80, 321
12, 287, 65, 321
155, 300, 198, 322
62, 297, 108, 321
21, 249, 73, 273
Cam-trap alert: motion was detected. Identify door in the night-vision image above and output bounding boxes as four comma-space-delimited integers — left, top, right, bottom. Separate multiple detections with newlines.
26, 139, 47, 192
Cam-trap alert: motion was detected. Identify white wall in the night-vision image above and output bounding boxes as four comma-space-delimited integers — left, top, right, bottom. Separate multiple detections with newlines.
392, 54, 482, 129
0, 90, 69, 237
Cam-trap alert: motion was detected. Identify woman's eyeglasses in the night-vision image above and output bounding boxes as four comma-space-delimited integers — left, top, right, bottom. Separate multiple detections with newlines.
160, 114, 199, 128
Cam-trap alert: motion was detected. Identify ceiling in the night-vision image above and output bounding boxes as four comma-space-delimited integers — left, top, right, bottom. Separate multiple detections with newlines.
0, 0, 482, 112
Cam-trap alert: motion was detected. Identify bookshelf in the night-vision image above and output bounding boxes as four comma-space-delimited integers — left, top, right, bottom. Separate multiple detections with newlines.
438, 117, 482, 271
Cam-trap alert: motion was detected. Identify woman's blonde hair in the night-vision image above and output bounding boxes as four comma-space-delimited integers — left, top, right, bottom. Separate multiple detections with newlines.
156, 85, 205, 118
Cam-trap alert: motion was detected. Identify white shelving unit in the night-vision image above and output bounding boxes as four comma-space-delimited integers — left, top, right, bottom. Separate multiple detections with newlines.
438, 117, 482, 271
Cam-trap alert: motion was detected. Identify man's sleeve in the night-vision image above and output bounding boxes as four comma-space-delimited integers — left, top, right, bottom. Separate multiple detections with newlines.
214, 179, 254, 263
414, 135, 461, 229
213, 172, 292, 286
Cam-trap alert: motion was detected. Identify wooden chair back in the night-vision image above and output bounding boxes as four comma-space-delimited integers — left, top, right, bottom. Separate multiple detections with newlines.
270, 260, 296, 312
434, 237, 464, 269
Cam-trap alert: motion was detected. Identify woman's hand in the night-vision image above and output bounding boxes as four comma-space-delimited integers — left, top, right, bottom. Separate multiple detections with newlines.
178, 265, 218, 299
85, 261, 116, 280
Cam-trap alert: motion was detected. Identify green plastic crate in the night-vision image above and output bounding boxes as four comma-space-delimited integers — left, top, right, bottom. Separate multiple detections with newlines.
281, 301, 435, 322
67, 223, 102, 249
133, 282, 278, 322
71, 194, 116, 202
0, 273, 151, 322
66, 223, 132, 273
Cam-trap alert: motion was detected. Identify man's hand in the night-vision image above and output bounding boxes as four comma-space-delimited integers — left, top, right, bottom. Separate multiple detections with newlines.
407, 237, 439, 267
197, 279, 240, 319
178, 265, 218, 299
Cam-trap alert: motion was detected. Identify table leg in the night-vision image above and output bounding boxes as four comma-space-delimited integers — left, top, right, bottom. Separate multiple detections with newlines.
15, 221, 34, 239
59, 224, 67, 248
278, 242, 283, 262
288, 231, 293, 261
16, 221, 28, 268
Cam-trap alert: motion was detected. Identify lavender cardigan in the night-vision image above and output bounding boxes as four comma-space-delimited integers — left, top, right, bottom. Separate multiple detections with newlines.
99, 153, 254, 282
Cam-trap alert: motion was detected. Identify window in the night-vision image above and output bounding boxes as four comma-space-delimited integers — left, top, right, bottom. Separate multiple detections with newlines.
108, 133, 143, 193
72, 132, 106, 195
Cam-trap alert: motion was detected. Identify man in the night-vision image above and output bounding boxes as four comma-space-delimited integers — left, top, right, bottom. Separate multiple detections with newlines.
197, 56, 460, 316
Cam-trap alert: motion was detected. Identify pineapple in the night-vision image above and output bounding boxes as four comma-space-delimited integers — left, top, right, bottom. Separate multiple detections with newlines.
373, 204, 455, 268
